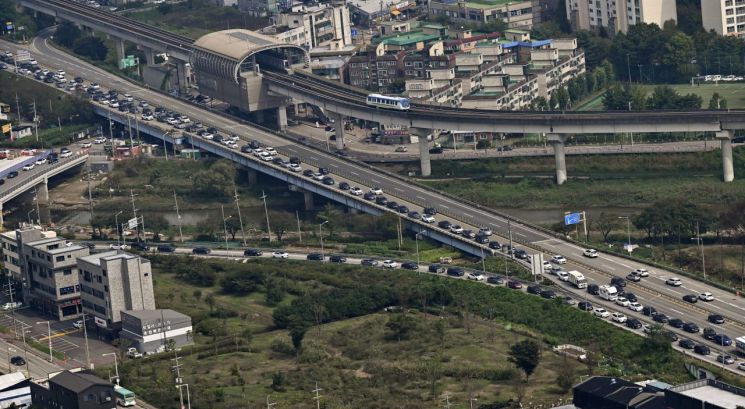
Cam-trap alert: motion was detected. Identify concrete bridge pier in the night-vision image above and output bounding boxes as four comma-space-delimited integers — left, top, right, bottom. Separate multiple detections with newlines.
717, 129, 735, 182
303, 190, 314, 210
175, 60, 190, 94
411, 127, 431, 177
332, 113, 344, 150
36, 178, 49, 205
276, 105, 288, 133
113, 37, 126, 66
141, 47, 156, 65
246, 169, 258, 185
547, 133, 568, 185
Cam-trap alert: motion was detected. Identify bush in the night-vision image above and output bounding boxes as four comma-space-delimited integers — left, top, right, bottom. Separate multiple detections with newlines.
270, 338, 294, 356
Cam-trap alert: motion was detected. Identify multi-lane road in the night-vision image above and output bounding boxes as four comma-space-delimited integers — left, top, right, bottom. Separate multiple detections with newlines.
3, 32, 745, 372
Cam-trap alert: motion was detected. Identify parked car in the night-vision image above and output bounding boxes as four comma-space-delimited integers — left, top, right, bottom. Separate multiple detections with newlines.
486, 275, 504, 285
577, 301, 593, 311
306, 253, 324, 261
361, 259, 378, 267
526, 284, 542, 295
626, 318, 642, 329
243, 248, 263, 257
693, 344, 711, 355
467, 272, 485, 281
446, 267, 465, 277
382, 260, 398, 269
401, 261, 419, 270
507, 280, 523, 289
156, 244, 175, 253
428, 264, 445, 274
272, 251, 289, 259
678, 339, 695, 349
192, 246, 211, 255
329, 255, 347, 263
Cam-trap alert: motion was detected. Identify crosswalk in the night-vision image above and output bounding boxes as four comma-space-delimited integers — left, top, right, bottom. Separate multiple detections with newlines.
0, 313, 80, 357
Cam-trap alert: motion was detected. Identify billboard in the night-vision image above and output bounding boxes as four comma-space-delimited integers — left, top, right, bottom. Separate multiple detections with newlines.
94, 316, 107, 328
127, 217, 138, 229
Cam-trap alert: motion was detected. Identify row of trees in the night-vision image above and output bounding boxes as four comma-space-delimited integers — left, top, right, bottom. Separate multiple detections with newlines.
54, 22, 109, 61
529, 62, 615, 110
602, 84, 704, 110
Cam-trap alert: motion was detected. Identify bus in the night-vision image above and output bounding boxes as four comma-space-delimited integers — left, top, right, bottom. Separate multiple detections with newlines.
114, 385, 136, 407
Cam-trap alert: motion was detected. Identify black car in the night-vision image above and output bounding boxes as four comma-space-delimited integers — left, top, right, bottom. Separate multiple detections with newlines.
289, 156, 301, 165
47, 156, 59, 165
318, 167, 330, 175
678, 339, 695, 349
272, 157, 284, 166
486, 275, 504, 285
240, 145, 252, 153
429, 147, 443, 154
303, 169, 315, 177
668, 318, 684, 328
652, 313, 669, 324
610, 276, 627, 288
192, 246, 211, 255
131, 241, 150, 251
683, 322, 700, 333
375, 196, 388, 206
703, 327, 717, 341
428, 264, 445, 274
526, 284, 542, 295
578, 301, 594, 311
243, 248, 263, 257
446, 267, 465, 277
10, 356, 25, 366
363, 192, 376, 201
386, 201, 399, 210
338, 182, 350, 190
329, 255, 347, 263
157, 244, 176, 253
708, 314, 725, 324
322, 176, 335, 185
475, 234, 490, 244
513, 249, 528, 260
587, 284, 600, 295
626, 318, 642, 329
401, 262, 419, 270
642, 306, 657, 317
507, 281, 523, 289
488, 241, 501, 250
407, 211, 421, 219
624, 292, 638, 303
424, 207, 437, 215
462, 230, 476, 239
694, 344, 711, 355
7, 171, 18, 178
249, 140, 261, 149
540, 289, 557, 299
663, 330, 678, 342
437, 221, 452, 231
307, 252, 324, 261
397, 206, 409, 214
361, 259, 378, 266
682, 294, 698, 303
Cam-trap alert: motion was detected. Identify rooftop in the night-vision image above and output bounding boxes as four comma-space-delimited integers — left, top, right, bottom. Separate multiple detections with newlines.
78, 250, 138, 266
380, 31, 441, 46
464, 0, 530, 10
48, 371, 111, 393
123, 309, 191, 322
670, 379, 745, 409
0, 372, 27, 391
194, 29, 282, 61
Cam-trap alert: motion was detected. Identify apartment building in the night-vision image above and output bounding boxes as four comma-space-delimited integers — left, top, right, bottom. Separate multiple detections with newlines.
428, 0, 535, 28
271, 3, 352, 49
22, 238, 89, 319
120, 309, 193, 354
77, 251, 155, 330
237, 0, 278, 17
566, 0, 677, 33
703, 0, 745, 36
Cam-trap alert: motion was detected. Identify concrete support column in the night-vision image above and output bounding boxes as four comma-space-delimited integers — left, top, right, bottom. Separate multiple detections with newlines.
332, 112, 344, 150
547, 134, 568, 185
143, 48, 156, 65
247, 169, 258, 185
276, 105, 288, 133
0, 202, 4, 231
114, 38, 125, 67
303, 190, 314, 210
37, 178, 49, 204
411, 127, 431, 177
175, 60, 189, 94
255, 110, 265, 124
717, 129, 735, 182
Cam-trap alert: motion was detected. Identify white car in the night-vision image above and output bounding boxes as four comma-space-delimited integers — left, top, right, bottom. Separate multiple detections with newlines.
551, 255, 567, 264
109, 243, 129, 250
201, 132, 214, 140
56, 69, 66, 76
22, 163, 34, 171
312, 173, 325, 181
73, 320, 84, 329
628, 302, 643, 312
583, 249, 598, 258
35, 157, 47, 165
556, 271, 569, 281
642, 324, 652, 334
633, 268, 649, 277
94, 137, 107, 144
124, 93, 133, 102
80, 142, 92, 148
259, 152, 273, 161
467, 272, 485, 281
450, 225, 464, 234
699, 292, 714, 302
1, 302, 21, 311
0, 149, 10, 155
288, 164, 302, 172
421, 214, 435, 223
350, 187, 363, 196
593, 308, 610, 318
141, 114, 154, 121
615, 297, 630, 307
264, 147, 277, 155
542, 261, 552, 271
738, 362, 745, 371
272, 251, 289, 259
382, 260, 398, 268
109, 100, 119, 108
665, 277, 682, 287
611, 312, 627, 323
370, 187, 383, 195
252, 148, 265, 156
59, 150, 72, 158
478, 227, 492, 236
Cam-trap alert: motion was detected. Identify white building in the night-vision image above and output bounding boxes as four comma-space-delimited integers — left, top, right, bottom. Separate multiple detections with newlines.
566, 0, 677, 33
703, 0, 745, 36
270, 3, 352, 49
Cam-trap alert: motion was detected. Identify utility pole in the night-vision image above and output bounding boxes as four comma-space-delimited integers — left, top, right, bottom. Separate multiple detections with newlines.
81, 312, 91, 369
32, 100, 38, 142
234, 187, 246, 246
266, 395, 277, 409
173, 190, 183, 243
260, 191, 272, 242
312, 382, 322, 409
508, 220, 514, 259
296, 210, 302, 242
87, 166, 94, 222
172, 351, 185, 409
5, 281, 17, 339
14, 93, 21, 126
696, 221, 707, 280
443, 392, 453, 409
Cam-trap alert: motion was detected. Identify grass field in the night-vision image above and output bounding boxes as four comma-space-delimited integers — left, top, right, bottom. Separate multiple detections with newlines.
574, 82, 745, 110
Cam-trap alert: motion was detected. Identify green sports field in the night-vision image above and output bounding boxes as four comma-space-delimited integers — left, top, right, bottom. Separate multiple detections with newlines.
574, 82, 745, 110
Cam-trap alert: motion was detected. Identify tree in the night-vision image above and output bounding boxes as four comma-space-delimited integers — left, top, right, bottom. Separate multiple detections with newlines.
709, 92, 728, 109
421, 357, 442, 399
73, 37, 108, 61
317, 203, 340, 237
385, 313, 417, 342
662, 32, 696, 82
602, 84, 632, 110
595, 212, 619, 242
556, 356, 575, 393
508, 339, 541, 381
55, 22, 81, 48
269, 212, 295, 242
264, 278, 285, 306
205, 294, 216, 312
288, 320, 308, 358
192, 160, 236, 199
224, 216, 242, 240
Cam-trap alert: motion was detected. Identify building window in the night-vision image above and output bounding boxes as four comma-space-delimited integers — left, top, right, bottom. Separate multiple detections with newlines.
55, 256, 64, 262
63, 269, 72, 276
104, 285, 109, 293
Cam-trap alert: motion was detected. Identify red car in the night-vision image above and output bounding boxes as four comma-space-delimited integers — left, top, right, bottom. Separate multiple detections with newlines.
507, 281, 523, 289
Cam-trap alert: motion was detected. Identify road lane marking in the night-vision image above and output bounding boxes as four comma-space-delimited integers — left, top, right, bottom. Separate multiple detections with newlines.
351, 171, 359, 176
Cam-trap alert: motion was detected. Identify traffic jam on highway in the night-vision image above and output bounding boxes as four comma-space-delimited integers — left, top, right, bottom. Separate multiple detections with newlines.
4, 46, 745, 376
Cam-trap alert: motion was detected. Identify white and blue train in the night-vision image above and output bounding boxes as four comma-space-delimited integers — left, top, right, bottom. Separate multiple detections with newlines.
366, 94, 411, 110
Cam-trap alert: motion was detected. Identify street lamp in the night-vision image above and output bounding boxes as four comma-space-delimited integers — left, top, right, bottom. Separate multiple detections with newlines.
36, 321, 52, 362
114, 211, 123, 246
102, 353, 119, 385
319, 221, 329, 261
27, 209, 35, 225
618, 216, 631, 253
414, 230, 425, 272
221, 205, 231, 256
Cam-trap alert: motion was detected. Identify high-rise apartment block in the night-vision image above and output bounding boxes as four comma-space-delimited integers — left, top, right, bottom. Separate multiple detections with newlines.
702, 0, 745, 36
566, 0, 677, 33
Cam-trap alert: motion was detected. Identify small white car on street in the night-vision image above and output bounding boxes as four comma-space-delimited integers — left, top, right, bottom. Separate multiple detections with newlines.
557, 271, 569, 281
467, 272, 485, 281
593, 308, 610, 318
665, 277, 682, 287
382, 260, 398, 268
350, 187, 363, 196
272, 251, 289, 259
551, 255, 567, 264
633, 268, 650, 277
370, 187, 383, 195
628, 302, 643, 312
611, 312, 627, 323
583, 249, 598, 258
421, 214, 435, 223
615, 297, 630, 307
22, 163, 34, 171
699, 292, 715, 302
73, 320, 84, 329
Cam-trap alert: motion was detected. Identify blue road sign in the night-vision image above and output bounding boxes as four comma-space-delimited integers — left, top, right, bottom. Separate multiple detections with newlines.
564, 212, 581, 225
351, 28, 358, 36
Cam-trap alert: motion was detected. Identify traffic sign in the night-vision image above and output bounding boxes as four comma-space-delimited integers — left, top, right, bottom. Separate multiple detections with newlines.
127, 217, 138, 229
564, 212, 581, 225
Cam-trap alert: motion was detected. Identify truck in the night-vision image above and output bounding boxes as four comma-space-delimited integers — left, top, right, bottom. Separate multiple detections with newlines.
598, 285, 618, 301
567, 270, 587, 289
126, 347, 143, 359
736, 336, 745, 356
